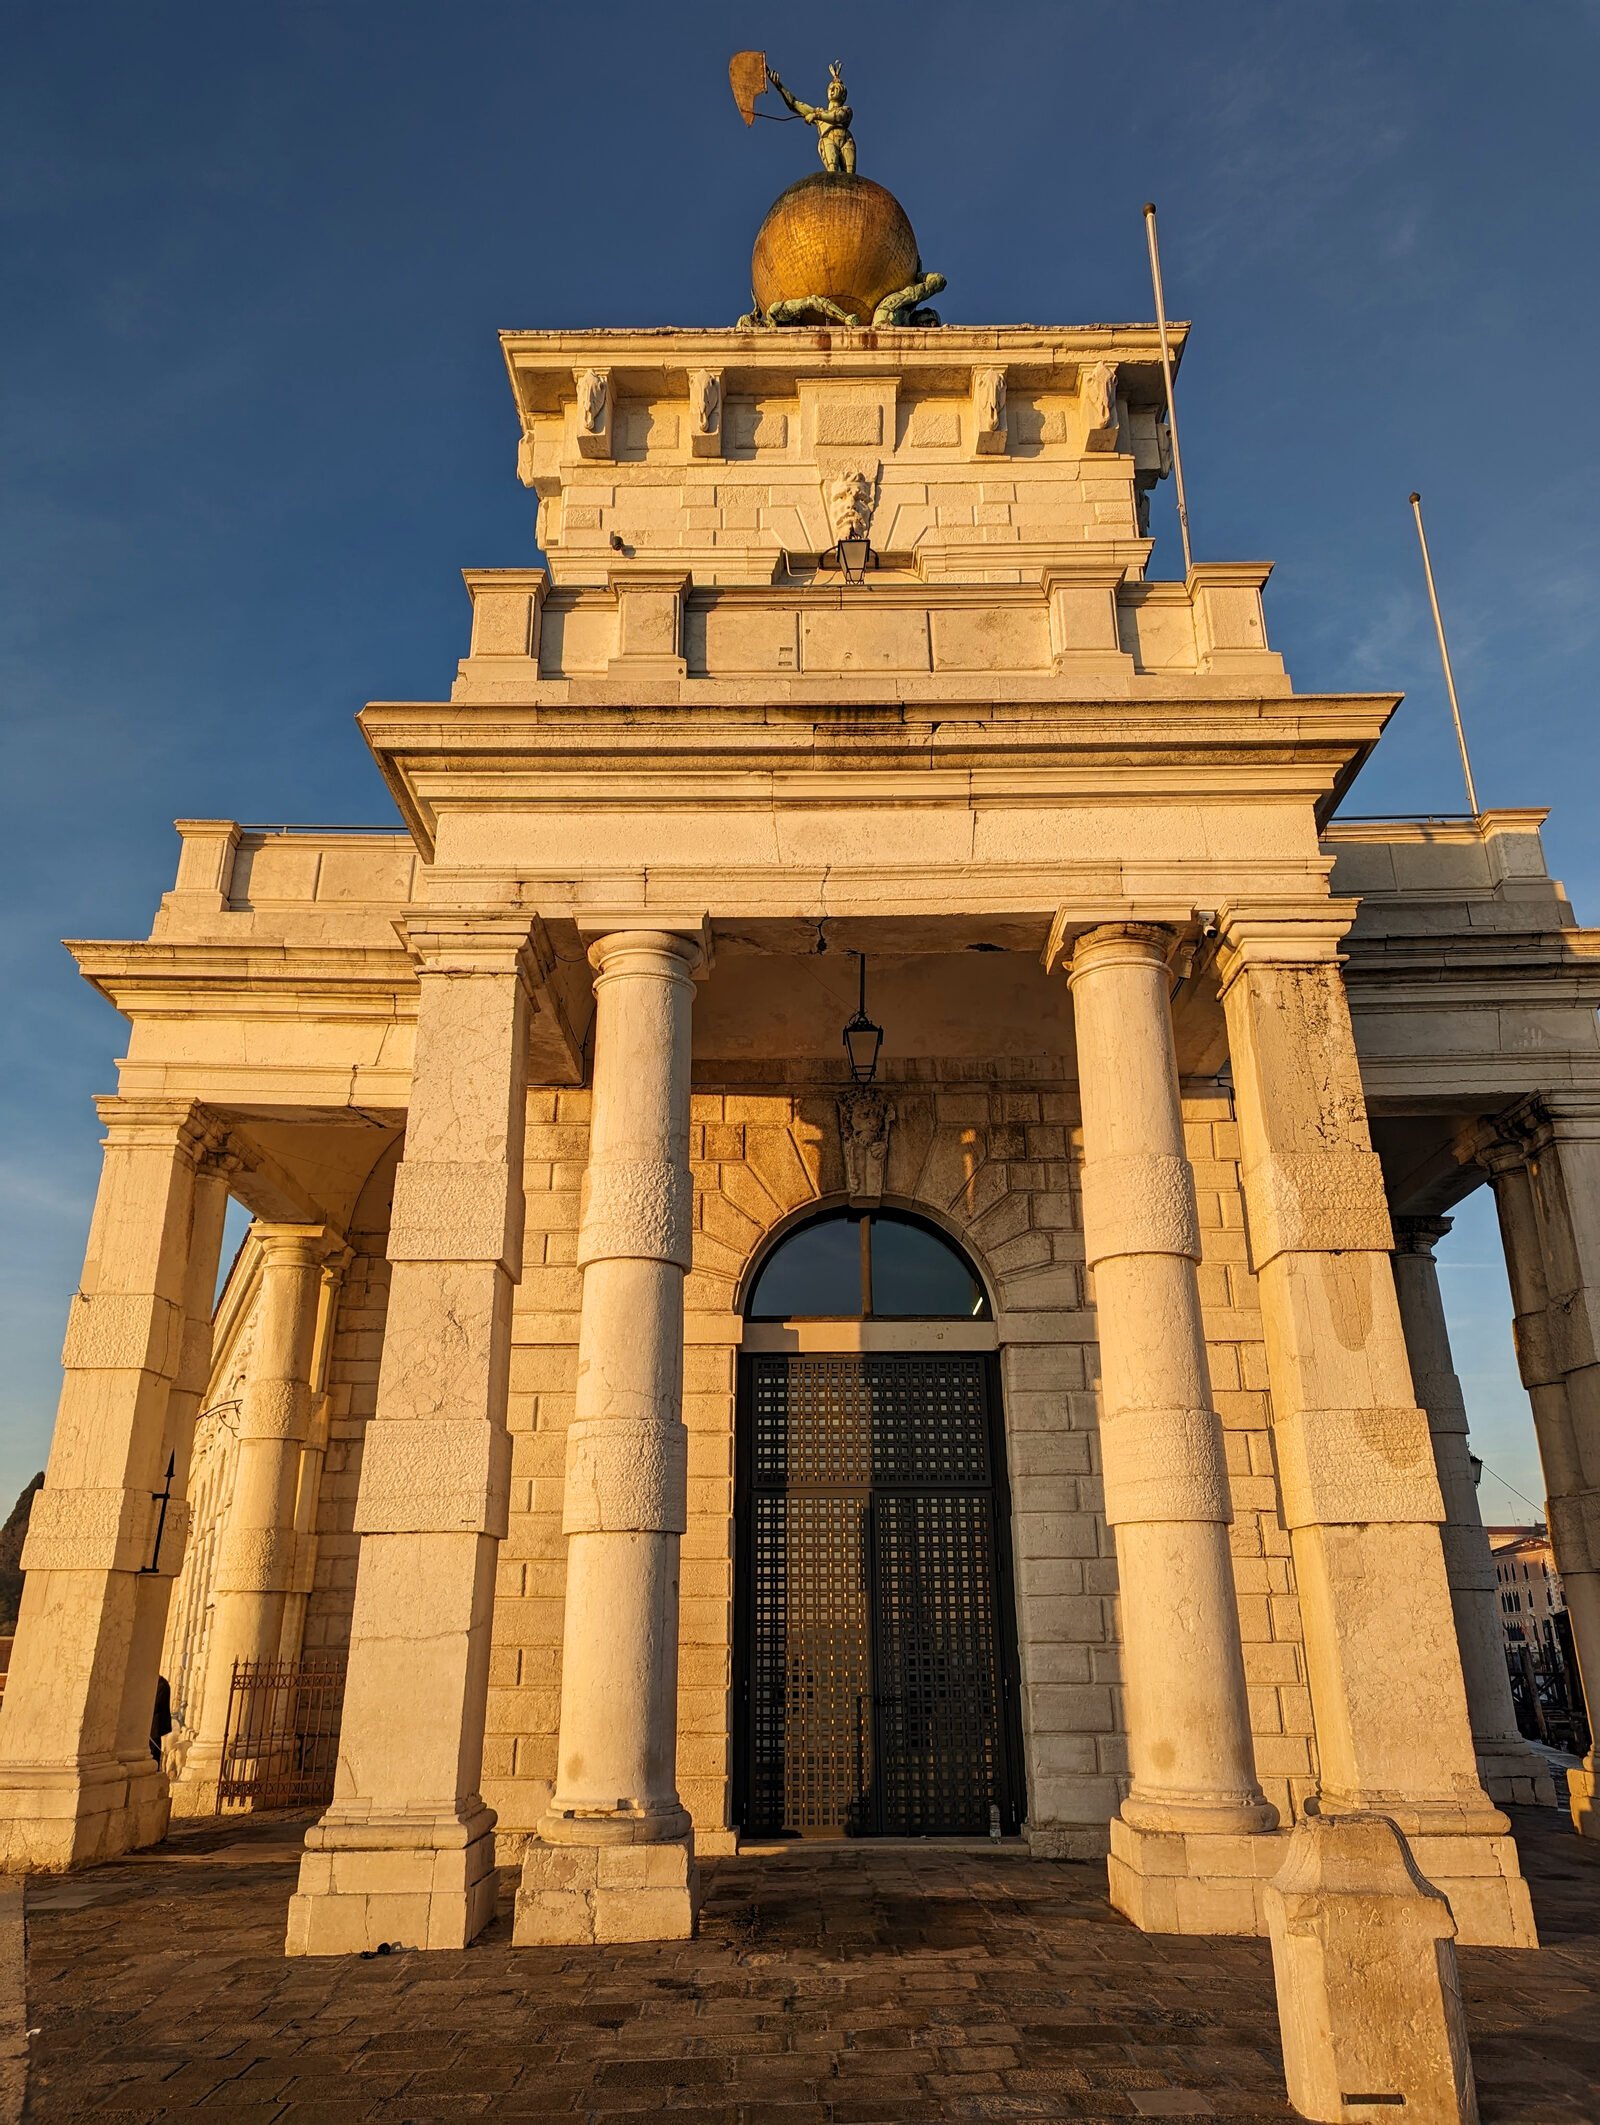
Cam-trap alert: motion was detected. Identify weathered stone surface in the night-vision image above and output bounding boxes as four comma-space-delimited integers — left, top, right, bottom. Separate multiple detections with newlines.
1266, 1813, 1478, 2124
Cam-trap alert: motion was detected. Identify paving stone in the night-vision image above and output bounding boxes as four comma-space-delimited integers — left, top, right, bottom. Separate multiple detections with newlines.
15, 1807, 1600, 2122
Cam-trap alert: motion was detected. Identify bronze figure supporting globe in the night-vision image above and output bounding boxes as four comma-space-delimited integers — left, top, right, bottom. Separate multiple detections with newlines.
751, 172, 922, 325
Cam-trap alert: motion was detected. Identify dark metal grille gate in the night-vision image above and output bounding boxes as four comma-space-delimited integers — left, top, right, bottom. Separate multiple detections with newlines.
217, 1658, 344, 1811
736, 1353, 1023, 1838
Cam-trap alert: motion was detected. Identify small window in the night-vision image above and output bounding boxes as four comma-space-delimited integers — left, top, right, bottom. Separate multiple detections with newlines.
745, 1209, 989, 1320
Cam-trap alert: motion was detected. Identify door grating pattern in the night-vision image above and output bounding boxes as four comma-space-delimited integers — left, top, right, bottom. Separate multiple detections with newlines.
742, 1354, 1015, 1838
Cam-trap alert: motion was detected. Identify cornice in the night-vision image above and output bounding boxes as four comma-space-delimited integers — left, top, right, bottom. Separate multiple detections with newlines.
66, 940, 417, 1019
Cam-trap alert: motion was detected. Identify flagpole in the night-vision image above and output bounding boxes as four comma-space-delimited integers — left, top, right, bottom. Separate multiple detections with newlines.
1408, 491, 1480, 817
1143, 202, 1193, 576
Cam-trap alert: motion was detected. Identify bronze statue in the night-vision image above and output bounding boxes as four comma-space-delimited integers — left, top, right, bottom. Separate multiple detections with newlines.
729, 51, 947, 329
766, 59, 856, 174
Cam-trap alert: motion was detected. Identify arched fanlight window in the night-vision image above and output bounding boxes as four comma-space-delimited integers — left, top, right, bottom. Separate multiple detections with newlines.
744, 1209, 991, 1320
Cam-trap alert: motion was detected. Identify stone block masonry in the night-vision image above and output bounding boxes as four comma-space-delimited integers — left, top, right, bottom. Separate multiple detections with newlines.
480, 1056, 1319, 1871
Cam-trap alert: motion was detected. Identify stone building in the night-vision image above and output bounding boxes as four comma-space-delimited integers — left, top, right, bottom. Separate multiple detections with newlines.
2, 142, 1598, 1963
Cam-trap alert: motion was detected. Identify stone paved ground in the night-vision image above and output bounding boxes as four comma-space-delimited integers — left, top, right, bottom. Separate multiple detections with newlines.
16, 1807, 1600, 2123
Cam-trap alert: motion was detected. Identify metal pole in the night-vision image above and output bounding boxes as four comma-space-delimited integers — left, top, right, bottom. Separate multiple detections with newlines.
1408, 491, 1480, 817
1143, 202, 1193, 576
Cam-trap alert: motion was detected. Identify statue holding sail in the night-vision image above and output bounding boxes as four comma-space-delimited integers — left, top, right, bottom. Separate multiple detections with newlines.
728, 51, 946, 329
766, 59, 856, 174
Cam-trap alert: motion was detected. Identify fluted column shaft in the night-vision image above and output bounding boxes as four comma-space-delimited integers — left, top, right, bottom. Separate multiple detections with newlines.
1391, 1216, 1553, 1804
1069, 924, 1273, 1838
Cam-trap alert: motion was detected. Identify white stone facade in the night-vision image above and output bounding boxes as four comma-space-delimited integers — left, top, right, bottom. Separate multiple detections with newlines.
3, 324, 1598, 1960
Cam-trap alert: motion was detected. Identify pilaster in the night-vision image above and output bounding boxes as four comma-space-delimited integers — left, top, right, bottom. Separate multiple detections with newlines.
1215, 904, 1534, 1948
0, 1098, 229, 1870
286, 915, 546, 1954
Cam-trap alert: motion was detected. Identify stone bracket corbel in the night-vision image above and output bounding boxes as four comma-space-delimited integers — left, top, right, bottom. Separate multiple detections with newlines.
687, 369, 723, 458
1080, 359, 1121, 452
971, 365, 1008, 455
574, 366, 613, 460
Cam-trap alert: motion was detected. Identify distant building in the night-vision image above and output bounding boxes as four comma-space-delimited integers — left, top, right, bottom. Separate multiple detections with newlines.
1488, 1526, 1590, 1756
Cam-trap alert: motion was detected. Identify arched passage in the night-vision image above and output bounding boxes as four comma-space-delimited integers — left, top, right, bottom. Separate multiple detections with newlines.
734, 1206, 1025, 1839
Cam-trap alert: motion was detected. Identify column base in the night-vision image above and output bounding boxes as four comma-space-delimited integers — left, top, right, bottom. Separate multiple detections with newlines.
1568, 1759, 1598, 1840
1474, 1740, 1558, 1809
1405, 1829, 1538, 1947
285, 1808, 499, 1956
1107, 1813, 1287, 1936
1107, 1811, 1537, 1947
0, 1757, 168, 1873
514, 1834, 698, 1944
167, 1738, 227, 1820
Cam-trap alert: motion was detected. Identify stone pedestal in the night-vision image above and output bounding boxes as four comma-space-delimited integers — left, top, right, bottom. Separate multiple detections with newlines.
1067, 924, 1277, 1934
516, 1838, 698, 1945
1266, 1813, 1478, 2125
1392, 1218, 1556, 1807
173, 1224, 336, 1816
1217, 906, 1534, 1949
1485, 1109, 1600, 1839
0, 1100, 228, 1870
286, 917, 542, 1954
515, 928, 704, 1946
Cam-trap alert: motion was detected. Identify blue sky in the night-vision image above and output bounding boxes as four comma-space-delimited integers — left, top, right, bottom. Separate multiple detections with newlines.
2, 1, 1595, 1517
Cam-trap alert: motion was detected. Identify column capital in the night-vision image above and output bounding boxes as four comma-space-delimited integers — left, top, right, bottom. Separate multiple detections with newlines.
579, 918, 711, 978
398, 912, 555, 992
1392, 1214, 1454, 1257
1043, 906, 1192, 976
253, 1221, 345, 1272
1516, 1089, 1600, 1149
1066, 921, 1179, 985
1211, 898, 1359, 993
92, 1094, 224, 1164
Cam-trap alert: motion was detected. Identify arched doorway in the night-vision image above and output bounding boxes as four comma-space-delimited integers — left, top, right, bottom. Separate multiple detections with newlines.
734, 1207, 1025, 1840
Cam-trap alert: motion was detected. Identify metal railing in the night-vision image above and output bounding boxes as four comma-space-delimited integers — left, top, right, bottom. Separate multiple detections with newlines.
217, 1658, 345, 1811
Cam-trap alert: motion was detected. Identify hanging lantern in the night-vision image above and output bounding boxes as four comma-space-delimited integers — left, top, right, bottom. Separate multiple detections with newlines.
842, 952, 883, 1082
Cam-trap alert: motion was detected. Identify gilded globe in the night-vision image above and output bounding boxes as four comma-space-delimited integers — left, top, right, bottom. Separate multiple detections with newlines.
751, 172, 922, 325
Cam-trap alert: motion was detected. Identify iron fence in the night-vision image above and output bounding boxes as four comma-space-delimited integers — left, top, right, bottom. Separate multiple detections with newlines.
217, 1657, 344, 1811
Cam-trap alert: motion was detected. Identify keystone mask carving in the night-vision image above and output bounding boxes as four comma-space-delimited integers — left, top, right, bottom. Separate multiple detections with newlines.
838, 1086, 896, 1204
825, 467, 876, 543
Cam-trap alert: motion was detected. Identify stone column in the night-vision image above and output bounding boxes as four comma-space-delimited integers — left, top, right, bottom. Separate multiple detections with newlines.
278, 1251, 349, 1667
1216, 905, 1533, 1948
0, 1098, 227, 1869
1484, 1108, 1600, 1838
287, 916, 541, 1955
1391, 1215, 1555, 1806
516, 929, 702, 1946
116, 1137, 234, 1805
172, 1224, 336, 1814
1067, 924, 1276, 1934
